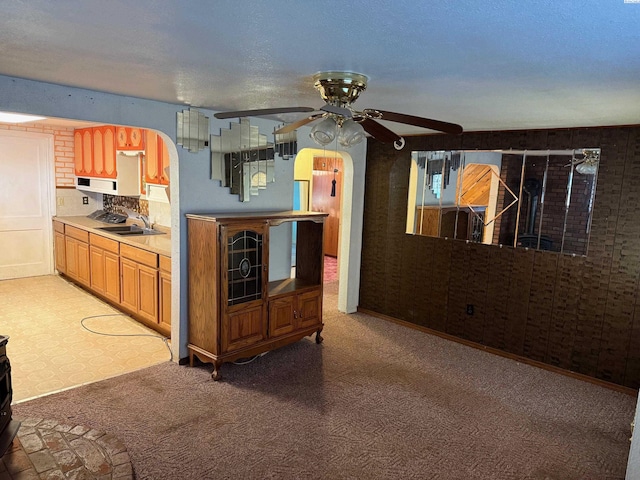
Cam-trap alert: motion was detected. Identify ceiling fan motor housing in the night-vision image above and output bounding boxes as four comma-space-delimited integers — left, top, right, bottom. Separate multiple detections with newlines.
313, 71, 368, 106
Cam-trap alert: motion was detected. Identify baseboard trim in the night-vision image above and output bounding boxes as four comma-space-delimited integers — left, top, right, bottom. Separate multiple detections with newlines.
357, 307, 637, 397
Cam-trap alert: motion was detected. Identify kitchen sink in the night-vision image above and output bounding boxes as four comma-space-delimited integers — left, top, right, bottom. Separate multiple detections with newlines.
97, 225, 165, 236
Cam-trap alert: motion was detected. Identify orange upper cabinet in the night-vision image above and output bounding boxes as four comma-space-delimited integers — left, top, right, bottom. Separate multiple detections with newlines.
116, 126, 145, 151
74, 126, 116, 178
145, 130, 170, 186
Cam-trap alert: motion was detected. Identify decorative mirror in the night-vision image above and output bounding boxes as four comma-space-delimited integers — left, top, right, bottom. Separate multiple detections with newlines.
177, 108, 210, 152
211, 119, 299, 202
406, 149, 600, 256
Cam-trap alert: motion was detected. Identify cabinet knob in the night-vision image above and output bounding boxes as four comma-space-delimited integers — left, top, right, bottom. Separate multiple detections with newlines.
293, 310, 298, 319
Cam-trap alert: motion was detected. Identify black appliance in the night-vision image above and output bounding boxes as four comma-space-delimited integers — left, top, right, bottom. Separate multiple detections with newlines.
0, 335, 20, 458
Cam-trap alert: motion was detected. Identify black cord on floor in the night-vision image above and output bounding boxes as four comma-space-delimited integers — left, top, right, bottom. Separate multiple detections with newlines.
80, 314, 173, 362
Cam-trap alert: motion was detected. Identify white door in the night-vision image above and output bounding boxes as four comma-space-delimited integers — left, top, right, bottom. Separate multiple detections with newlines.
0, 130, 54, 279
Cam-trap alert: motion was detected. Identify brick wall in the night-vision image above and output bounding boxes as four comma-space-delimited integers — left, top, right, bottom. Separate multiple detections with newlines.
0, 123, 75, 187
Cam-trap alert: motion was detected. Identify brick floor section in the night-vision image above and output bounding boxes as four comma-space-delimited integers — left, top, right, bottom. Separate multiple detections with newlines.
0, 418, 133, 479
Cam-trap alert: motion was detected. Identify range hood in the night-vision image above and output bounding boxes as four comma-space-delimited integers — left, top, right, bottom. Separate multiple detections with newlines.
75, 153, 140, 196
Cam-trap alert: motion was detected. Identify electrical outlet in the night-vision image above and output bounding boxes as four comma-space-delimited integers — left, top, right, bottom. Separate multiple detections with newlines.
466, 304, 474, 315
56, 197, 64, 207
82, 196, 89, 205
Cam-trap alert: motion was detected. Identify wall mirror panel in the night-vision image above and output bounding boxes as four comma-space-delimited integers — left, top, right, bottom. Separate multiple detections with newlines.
406, 148, 600, 256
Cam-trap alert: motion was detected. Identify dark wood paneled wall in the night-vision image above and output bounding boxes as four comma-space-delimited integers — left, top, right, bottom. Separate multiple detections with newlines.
360, 126, 640, 388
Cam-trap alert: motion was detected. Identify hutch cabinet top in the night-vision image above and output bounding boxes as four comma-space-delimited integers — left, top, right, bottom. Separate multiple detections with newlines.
185, 211, 328, 224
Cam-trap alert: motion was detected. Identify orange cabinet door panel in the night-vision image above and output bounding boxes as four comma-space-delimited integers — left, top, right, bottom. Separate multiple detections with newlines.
145, 130, 159, 184
74, 130, 84, 175
92, 128, 104, 176
82, 129, 93, 175
159, 135, 170, 185
103, 126, 116, 178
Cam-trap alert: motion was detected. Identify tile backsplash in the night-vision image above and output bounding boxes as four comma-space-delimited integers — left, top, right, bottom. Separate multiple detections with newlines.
103, 195, 148, 216
103, 195, 170, 228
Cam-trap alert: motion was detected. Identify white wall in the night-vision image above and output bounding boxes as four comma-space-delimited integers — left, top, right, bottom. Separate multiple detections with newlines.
627, 395, 640, 479
0, 74, 367, 357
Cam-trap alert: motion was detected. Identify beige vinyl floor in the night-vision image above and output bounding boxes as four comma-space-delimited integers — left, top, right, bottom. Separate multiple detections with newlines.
1, 274, 172, 403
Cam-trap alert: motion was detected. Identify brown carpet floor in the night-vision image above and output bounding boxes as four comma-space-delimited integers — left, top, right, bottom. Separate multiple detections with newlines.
13, 283, 635, 479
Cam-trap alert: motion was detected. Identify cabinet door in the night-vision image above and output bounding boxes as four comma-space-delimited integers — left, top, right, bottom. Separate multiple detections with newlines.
145, 130, 159, 184
103, 251, 121, 303
103, 126, 116, 178
222, 304, 265, 353
269, 296, 295, 337
74, 130, 84, 175
120, 257, 139, 313
159, 135, 170, 185
296, 290, 322, 329
54, 231, 66, 274
159, 270, 171, 333
92, 128, 104, 176
82, 129, 93, 175
90, 246, 106, 294
138, 263, 158, 324
77, 241, 91, 286
129, 128, 144, 149
65, 237, 78, 279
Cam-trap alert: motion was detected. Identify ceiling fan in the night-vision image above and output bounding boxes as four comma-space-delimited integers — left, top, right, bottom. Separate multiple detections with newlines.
213, 71, 463, 150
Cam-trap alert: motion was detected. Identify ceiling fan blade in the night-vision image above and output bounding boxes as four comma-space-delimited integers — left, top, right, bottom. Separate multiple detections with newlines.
320, 104, 352, 118
214, 106, 315, 119
374, 110, 463, 135
273, 114, 324, 134
360, 118, 402, 143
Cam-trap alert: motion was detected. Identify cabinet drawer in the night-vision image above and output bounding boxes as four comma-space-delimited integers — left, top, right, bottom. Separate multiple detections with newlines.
120, 243, 158, 268
65, 225, 89, 242
159, 255, 171, 273
90, 233, 120, 254
53, 220, 65, 234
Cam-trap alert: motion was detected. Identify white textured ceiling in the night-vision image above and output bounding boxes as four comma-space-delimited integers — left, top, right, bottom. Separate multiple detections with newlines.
1, 0, 639, 135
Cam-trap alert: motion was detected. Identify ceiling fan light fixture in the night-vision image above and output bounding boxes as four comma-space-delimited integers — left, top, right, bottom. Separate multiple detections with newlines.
338, 119, 366, 147
575, 161, 598, 175
575, 148, 600, 175
310, 117, 337, 146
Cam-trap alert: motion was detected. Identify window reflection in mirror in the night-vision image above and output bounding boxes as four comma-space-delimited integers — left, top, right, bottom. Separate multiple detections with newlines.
406, 149, 600, 256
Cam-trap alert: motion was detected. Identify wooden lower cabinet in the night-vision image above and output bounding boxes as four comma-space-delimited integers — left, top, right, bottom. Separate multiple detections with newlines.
53, 220, 170, 337
268, 289, 322, 336
187, 211, 327, 380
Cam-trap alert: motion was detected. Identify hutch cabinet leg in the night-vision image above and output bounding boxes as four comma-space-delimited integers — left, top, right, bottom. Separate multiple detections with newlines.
315, 328, 324, 344
188, 351, 194, 367
211, 361, 222, 381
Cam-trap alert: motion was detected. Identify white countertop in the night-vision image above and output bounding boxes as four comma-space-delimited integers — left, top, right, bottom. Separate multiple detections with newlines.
54, 216, 172, 257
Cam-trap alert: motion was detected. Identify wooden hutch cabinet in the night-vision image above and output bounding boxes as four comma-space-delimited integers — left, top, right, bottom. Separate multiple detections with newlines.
186, 211, 327, 380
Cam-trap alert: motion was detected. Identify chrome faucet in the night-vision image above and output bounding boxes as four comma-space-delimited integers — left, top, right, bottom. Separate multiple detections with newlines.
119, 208, 151, 229
137, 214, 151, 230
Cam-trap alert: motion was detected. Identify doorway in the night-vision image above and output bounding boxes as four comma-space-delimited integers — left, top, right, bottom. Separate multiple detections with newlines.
311, 156, 343, 259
